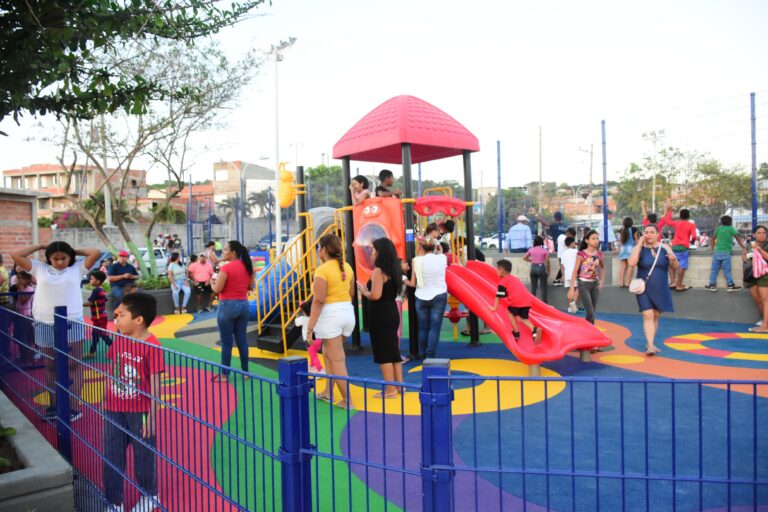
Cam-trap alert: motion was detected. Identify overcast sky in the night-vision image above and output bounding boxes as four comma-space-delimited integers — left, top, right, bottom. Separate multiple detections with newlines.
2, 0, 767, 188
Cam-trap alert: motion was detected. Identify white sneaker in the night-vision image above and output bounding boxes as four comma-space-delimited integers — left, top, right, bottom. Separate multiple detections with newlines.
308, 366, 326, 375
757, 320, 763, 326
131, 495, 159, 512
567, 301, 578, 313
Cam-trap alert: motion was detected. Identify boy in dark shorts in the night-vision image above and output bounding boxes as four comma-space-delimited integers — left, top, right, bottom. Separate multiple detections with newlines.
103, 292, 165, 512
489, 259, 541, 343
83, 270, 111, 359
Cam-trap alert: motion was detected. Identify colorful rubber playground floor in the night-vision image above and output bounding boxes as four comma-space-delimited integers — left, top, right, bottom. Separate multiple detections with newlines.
6, 310, 767, 511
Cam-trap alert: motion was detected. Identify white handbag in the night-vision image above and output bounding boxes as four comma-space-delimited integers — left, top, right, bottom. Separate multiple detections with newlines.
629, 245, 661, 295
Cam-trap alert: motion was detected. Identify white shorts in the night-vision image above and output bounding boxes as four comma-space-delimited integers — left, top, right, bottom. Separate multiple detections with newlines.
314, 302, 355, 340
34, 318, 86, 348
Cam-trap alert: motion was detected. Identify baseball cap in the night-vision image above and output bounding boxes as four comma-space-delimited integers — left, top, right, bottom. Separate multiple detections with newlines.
118, 250, 129, 257
516, 215, 528, 222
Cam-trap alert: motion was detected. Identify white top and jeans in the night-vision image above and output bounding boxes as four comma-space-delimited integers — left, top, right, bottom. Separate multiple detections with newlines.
29, 259, 86, 347
413, 252, 448, 359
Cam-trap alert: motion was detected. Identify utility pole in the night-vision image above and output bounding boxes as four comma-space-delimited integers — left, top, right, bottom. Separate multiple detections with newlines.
100, 116, 115, 228
642, 130, 665, 213
579, 144, 594, 226
538, 125, 543, 215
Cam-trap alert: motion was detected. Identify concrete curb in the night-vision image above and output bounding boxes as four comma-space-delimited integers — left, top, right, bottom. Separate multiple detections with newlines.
0, 390, 74, 512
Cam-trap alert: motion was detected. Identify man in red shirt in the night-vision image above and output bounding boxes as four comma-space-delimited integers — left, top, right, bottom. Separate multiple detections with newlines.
663, 205, 697, 291
103, 292, 165, 512
489, 259, 541, 343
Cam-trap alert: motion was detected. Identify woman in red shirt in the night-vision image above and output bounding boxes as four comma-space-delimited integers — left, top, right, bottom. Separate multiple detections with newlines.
211, 240, 254, 381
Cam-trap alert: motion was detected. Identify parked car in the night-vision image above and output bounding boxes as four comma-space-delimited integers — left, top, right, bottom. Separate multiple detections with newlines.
257, 234, 291, 251
137, 247, 169, 275
480, 234, 507, 249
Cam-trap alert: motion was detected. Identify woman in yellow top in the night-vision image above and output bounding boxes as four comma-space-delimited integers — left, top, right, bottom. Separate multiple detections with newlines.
306, 234, 356, 409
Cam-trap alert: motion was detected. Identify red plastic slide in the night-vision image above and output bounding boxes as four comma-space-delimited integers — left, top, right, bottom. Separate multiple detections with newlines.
444, 260, 611, 365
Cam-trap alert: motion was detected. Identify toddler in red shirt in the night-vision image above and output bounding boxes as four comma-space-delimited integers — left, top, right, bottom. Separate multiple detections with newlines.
489, 259, 541, 343
103, 292, 165, 512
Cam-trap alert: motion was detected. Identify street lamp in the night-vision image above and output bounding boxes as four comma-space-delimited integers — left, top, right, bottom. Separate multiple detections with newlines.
578, 145, 594, 227
641, 130, 665, 213
269, 37, 297, 256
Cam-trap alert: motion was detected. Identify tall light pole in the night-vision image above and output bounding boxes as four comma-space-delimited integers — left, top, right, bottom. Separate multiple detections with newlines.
642, 129, 665, 213
100, 116, 115, 228
579, 145, 594, 227
270, 37, 297, 256
538, 125, 543, 215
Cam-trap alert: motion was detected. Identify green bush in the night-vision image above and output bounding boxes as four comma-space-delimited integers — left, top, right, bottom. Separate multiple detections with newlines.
37, 217, 53, 228
137, 276, 171, 290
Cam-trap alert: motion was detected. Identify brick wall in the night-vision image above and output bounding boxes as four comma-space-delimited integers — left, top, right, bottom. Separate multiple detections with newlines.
0, 197, 37, 268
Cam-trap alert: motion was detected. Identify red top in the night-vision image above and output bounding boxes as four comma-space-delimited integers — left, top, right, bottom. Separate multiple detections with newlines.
105, 333, 165, 413
497, 274, 532, 308
664, 211, 697, 248
218, 260, 251, 300
641, 216, 668, 230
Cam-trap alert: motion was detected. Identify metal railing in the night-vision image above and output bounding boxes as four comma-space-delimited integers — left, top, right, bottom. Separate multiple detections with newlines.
1, 308, 766, 511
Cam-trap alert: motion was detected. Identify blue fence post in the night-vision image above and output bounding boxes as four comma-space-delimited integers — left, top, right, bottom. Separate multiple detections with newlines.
53, 305, 72, 462
277, 356, 312, 511
420, 358, 454, 511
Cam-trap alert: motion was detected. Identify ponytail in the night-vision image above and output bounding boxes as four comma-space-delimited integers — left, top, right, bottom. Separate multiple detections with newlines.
227, 240, 253, 276
318, 234, 347, 281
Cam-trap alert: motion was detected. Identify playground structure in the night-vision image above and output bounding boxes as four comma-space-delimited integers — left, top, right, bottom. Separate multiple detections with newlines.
244, 95, 611, 373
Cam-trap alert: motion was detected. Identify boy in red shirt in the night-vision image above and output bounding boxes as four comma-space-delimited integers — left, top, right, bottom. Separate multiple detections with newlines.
489, 259, 541, 343
103, 292, 165, 512
663, 205, 697, 291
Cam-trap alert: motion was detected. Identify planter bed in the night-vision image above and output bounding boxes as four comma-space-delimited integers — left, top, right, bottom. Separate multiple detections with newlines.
0, 391, 74, 512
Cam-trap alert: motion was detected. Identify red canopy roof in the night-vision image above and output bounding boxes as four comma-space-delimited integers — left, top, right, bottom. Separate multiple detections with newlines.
332, 95, 479, 164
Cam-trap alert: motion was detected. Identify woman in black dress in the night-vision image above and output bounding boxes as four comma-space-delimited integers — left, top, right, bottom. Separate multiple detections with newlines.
357, 238, 403, 398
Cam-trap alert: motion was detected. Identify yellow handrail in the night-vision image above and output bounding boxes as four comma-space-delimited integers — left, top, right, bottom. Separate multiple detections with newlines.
253, 209, 349, 354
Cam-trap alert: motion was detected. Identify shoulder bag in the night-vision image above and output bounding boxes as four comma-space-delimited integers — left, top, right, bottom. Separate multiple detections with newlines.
629, 245, 661, 295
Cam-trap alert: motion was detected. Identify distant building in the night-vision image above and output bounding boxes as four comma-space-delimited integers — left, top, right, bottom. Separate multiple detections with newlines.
213, 161, 275, 215
2, 163, 147, 217
136, 183, 214, 221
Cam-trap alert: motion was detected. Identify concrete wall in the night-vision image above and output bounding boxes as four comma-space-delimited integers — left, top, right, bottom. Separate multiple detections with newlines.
485, 251, 758, 324
47, 217, 274, 255
487, 250, 746, 288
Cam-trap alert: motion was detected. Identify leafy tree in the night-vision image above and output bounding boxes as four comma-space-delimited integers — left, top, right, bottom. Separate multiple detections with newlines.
52, 40, 261, 276
0, 0, 265, 131
479, 188, 531, 234
686, 160, 751, 218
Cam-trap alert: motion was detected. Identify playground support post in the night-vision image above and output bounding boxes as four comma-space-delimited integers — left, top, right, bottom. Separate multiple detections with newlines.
497, 140, 503, 254
601, 120, 610, 252
751, 92, 758, 231
53, 306, 72, 463
277, 357, 312, 512
341, 157, 362, 350
463, 150, 480, 345
420, 359, 454, 512
402, 143, 419, 359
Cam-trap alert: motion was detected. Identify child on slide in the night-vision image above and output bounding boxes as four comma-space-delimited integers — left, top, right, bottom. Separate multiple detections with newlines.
489, 259, 542, 343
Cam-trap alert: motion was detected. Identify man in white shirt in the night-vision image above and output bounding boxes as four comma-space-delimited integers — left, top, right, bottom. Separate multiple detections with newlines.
506, 215, 533, 253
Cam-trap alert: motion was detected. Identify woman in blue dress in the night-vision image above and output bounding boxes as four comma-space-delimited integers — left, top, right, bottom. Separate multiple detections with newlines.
629, 224, 679, 355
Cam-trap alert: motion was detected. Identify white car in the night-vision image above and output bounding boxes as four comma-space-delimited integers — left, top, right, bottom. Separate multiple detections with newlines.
137, 247, 169, 275
480, 234, 507, 249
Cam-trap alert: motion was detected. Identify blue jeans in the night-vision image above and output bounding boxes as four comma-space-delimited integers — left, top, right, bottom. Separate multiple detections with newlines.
709, 252, 733, 286
171, 281, 191, 308
415, 293, 448, 359
217, 300, 250, 375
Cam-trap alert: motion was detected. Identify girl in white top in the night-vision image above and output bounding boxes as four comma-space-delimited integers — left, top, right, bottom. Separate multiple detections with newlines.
405, 237, 448, 359
12, 242, 101, 421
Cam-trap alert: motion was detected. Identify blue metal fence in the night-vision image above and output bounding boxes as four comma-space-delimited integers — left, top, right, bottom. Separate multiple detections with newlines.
1, 304, 767, 511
